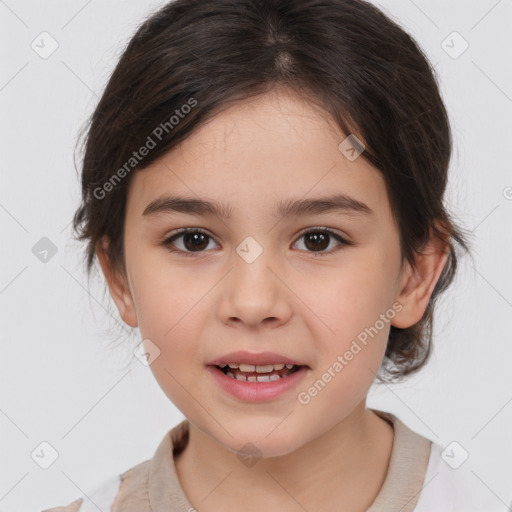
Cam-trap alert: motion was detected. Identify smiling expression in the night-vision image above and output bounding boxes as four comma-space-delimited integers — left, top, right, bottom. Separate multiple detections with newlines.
99, 86, 434, 457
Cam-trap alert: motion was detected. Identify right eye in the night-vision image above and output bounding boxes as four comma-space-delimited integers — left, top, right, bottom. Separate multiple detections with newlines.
162, 228, 220, 257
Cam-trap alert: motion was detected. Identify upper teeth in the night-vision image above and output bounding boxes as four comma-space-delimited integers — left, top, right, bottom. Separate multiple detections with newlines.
221, 363, 294, 372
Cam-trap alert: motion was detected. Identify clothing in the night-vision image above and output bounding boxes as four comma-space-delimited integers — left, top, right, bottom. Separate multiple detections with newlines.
42, 408, 510, 511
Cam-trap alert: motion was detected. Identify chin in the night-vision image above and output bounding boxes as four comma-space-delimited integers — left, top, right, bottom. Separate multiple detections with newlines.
210, 418, 306, 459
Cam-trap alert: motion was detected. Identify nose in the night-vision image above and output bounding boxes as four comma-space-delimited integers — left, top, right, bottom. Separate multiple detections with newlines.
216, 245, 293, 330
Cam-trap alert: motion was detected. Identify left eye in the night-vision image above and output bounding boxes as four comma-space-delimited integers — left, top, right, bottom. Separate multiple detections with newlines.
293, 228, 351, 255
162, 228, 351, 257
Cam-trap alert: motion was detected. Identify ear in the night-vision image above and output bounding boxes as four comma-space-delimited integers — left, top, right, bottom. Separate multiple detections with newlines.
391, 222, 450, 329
96, 236, 138, 328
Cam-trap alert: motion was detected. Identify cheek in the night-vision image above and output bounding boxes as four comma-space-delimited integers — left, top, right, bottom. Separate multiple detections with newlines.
128, 249, 208, 340
139, 307, 206, 416
300, 256, 396, 339
129, 266, 209, 409
296, 293, 391, 420
295, 255, 396, 393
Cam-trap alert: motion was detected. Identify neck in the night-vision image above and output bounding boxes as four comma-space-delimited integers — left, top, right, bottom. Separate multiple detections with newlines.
174, 404, 394, 512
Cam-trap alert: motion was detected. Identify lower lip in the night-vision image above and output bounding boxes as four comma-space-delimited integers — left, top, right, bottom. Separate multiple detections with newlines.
206, 365, 308, 402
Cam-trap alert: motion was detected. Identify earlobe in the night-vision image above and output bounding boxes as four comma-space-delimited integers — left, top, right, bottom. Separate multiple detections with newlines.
391, 227, 450, 329
96, 237, 139, 328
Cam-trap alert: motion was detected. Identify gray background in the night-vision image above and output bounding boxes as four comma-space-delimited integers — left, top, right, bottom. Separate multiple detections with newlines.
1, 0, 511, 510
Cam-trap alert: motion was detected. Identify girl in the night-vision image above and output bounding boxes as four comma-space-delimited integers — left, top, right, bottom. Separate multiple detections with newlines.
43, 0, 509, 510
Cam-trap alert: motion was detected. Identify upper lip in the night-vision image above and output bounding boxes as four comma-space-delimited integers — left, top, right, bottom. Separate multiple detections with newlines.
207, 350, 307, 367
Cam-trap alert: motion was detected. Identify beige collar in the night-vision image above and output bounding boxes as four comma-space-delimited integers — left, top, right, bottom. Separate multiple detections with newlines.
115, 408, 432, 511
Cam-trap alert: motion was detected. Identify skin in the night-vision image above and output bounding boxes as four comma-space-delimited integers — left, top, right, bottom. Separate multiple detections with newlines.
97, 86, 449, 511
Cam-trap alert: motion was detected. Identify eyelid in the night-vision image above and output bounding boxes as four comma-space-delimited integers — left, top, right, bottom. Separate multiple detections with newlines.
295, 225, 350, 241
162, 227, 218, 258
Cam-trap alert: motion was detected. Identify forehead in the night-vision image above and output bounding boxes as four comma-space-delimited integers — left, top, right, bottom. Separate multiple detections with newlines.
126, 88, 391, 224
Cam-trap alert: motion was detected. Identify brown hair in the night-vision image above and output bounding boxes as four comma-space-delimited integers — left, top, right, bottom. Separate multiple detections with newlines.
72, 0, 473, 382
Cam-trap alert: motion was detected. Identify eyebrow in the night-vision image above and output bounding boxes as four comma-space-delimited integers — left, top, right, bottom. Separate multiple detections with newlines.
142, 193, 374, 219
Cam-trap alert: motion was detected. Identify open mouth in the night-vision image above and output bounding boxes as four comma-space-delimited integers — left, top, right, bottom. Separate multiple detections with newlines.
215, 363, 303, 382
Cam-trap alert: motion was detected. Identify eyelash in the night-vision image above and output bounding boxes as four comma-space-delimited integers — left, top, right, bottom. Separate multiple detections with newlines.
162, 227, 352, 258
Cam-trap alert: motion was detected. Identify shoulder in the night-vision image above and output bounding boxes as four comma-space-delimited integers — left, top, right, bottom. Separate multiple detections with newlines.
41, 425, 180, 512
413, 441, 511, 512
41, 473, 122, 512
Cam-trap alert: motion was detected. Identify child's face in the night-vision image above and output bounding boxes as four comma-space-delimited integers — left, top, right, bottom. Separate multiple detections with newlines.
105, 87, 422, 456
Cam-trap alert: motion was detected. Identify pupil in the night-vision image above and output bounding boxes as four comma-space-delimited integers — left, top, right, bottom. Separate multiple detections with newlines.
306, 232, 328, 251
184, 232, 208, 251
